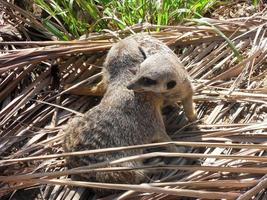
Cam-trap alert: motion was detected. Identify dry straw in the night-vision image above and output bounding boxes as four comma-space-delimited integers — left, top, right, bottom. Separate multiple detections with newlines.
1, 1, 267, 199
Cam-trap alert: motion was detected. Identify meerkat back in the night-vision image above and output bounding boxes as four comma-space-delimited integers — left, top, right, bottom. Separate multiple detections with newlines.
63, 37, 175, 196
127, 52, 197, 122
130, 34, 175, 57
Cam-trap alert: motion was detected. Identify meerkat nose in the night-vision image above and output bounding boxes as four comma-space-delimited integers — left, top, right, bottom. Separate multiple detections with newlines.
127, 83, 136, 90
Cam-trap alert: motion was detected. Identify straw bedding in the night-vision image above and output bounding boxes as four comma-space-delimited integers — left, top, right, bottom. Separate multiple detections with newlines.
1, 1, 267, 199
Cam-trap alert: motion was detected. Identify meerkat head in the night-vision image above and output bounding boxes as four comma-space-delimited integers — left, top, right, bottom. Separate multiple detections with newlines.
127, 52, 196, 122
127, 53, 184, 95
104, 38, 147, 84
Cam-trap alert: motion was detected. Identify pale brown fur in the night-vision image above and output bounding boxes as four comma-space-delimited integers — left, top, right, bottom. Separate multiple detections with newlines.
66, 33, 176, 96
127, 52, 197, 122
63, 35, 178, 195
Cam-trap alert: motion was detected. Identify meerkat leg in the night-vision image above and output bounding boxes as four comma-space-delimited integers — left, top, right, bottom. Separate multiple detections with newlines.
181, 94, 197, 122
88, 80, 107, 96
64, 80, 107, 96
154, 131, 188, 168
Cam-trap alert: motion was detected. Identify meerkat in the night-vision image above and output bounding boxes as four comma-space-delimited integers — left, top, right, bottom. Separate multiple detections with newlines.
65, 33, 175, 96
127, 52, 197, 122
63, 36, 179, 195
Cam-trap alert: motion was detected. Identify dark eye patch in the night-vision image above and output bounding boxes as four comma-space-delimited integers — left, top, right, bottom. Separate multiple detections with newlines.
140, 77, 157, 86
166, 80, 176, 90
138, 46, 147, 60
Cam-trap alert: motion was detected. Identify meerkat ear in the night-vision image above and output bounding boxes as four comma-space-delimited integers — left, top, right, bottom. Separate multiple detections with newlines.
138, 46, 147, 60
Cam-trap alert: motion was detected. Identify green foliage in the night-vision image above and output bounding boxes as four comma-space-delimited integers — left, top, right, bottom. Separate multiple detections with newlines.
252, 0, 260, 6
33, 0, 220, 40
191, 18, 243, 62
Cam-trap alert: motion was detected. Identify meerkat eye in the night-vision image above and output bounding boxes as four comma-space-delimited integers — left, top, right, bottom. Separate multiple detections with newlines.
166, 80, 177, 90
138, 46, 147, 60
140, 77, 157, 86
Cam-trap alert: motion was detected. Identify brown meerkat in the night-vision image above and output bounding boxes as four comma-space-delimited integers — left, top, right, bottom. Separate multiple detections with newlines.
65, 33, 175, 96
127, 52, 197, 122
63, 35, 179, 195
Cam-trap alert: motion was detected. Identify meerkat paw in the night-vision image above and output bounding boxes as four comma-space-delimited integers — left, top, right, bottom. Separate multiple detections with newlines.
63, 79, 107, 96
187, 110, 198, 122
